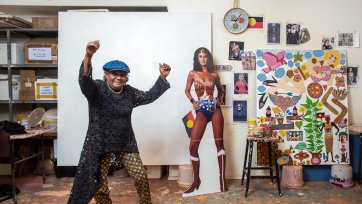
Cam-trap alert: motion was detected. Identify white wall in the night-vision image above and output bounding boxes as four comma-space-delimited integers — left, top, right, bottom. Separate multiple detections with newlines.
167, 0, 362, 178
2, 0, 361, 179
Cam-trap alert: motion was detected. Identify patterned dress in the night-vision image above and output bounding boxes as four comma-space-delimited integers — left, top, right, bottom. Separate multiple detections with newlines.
67, 63, 170, 203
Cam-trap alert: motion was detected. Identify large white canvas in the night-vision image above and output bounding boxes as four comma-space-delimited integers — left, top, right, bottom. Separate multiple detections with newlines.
57, 12, 211, 166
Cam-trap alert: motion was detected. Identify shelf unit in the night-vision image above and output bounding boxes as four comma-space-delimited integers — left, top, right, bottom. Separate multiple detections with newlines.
0, 28, 58, 122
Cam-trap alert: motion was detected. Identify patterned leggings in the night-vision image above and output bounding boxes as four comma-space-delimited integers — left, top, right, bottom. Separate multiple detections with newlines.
94, 152, 151, 204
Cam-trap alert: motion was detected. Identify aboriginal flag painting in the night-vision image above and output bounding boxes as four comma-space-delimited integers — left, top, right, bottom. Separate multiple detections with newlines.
182, 109, 196, 138
256, 49, 349, 165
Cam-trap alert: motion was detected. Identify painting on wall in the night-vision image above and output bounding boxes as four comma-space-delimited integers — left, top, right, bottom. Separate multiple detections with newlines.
256, 49, 349, 165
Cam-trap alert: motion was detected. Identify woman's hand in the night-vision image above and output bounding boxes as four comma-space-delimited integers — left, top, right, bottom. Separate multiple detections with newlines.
86, 40, 100, 57
159, 63, 171, 79
215, 97, 223, 105
192, 101, 200, 110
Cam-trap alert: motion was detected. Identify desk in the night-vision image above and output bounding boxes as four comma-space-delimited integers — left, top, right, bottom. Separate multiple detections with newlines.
349, 126, 362, 184
9, 127, 54, 203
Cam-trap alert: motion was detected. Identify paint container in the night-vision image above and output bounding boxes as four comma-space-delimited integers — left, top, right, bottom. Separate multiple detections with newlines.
253, 126, 264, 137
177, 165, 193, 187
248, 119, 256, 136
330, 164, 354, 188
281, 165, 304, 188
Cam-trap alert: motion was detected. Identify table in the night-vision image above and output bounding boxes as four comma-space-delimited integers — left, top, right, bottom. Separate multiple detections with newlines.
349, 126, 362, 184
9, 127, 55, 203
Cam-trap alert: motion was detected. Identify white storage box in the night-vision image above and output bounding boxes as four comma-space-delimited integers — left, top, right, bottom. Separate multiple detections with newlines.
146, 165, 162, 179
43, 108, 57, 136
0, 43, 25, 64
35, 78, 57, 100
0, 74, 20, 100
177, 165, 192, 187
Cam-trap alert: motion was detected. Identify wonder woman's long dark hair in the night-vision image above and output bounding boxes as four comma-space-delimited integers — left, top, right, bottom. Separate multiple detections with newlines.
193, 47, 214, 73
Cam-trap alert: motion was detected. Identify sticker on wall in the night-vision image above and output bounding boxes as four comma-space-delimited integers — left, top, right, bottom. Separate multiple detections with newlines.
214, 65, 234, 72
247, 16, 264, 29
267, 23, 281, 44
256, 49, 349, 165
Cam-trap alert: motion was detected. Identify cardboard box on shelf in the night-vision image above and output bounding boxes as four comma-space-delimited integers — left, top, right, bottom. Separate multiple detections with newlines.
24, 38, 58, 64
17, 112, 30, 129
0, 43, 25, 64
19, 70, 36, 101
0, 74, 20, 100
35, 78, 57, 100
32, 16, 58, 29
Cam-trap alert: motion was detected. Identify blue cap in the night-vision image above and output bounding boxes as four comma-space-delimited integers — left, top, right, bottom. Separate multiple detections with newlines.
103, 60, 130, 73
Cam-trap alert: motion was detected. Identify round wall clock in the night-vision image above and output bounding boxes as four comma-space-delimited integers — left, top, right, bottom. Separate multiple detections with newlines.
223, 8, 249, 34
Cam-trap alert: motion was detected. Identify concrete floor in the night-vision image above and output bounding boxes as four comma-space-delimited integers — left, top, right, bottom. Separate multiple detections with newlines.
1, 174, 362, 204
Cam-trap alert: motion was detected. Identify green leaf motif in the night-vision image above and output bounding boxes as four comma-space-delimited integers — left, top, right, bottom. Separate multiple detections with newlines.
295, 121, 303, 129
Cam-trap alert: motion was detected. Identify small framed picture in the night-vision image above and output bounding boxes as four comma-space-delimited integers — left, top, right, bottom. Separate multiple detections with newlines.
321, 36, 335, 50
347, 67, 358, 87
338, 31, 360, 48
229, 41, 244, 61
233, 100, 247, 122
286, 24, 300, 45
241, 51, 256, 70
267, 23, 281, 44
234, 73, 248, 94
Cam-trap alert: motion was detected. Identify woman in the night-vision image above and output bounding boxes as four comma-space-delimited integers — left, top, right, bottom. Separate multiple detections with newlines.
184, 47, 226, 193
68, 40, 171, 204
234, 73, 248, 94
319, 114, 339, 162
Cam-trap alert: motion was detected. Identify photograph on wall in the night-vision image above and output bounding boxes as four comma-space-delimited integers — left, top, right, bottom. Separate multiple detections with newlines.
338, 31, 360, 48
321, 36, 335, 50
229, 41, 244, 61
241, 51, 256, 70
234, 73, 248, 94
347, 67, 358, 87
247, 16, 264, 29
221, 84, 233, 106
299, 28, 310, 44
286, 24, 300, 45
267, 23, 281, 44
233, 100, 247, 122
256, 49, 349, 165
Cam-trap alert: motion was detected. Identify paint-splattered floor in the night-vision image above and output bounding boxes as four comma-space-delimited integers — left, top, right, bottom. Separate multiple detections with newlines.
1, 174, 361, 203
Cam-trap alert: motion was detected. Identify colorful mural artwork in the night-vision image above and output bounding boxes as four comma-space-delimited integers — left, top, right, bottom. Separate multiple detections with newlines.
256, 49, 349, 165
